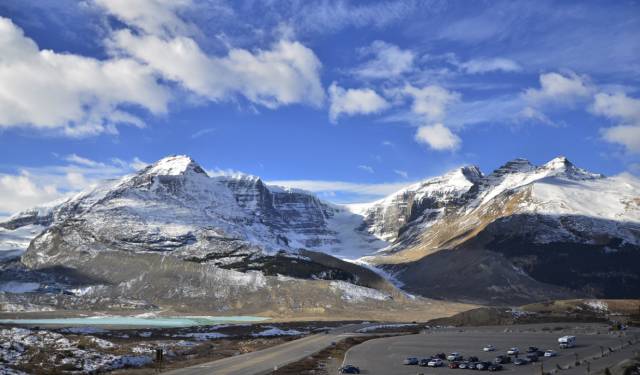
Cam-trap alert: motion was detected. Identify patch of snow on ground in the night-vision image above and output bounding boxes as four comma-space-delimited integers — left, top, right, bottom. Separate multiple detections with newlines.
179, 332, 228, 341
585, 300, 609, 312
251, 327, 304, 337
356, 323, 417, 333
329, 280, 391, 302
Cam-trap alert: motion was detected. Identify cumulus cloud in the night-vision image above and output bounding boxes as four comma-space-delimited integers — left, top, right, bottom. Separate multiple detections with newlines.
354, 40, 414, 79
458, 57, 521, 74
591, 92, 640, 153
524, 71, 593, 105
0, 0, 327, 137
601, 125, 640, 153
328, 83, 389, 122
403, 84, 460, 121
414, 123, 461, 151
110, 30, 325, 109
0, 17, 170, 137
0, 173, 62, 214
0, 155, 147, 214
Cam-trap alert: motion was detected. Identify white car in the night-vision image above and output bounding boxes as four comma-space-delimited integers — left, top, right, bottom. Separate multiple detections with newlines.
507, 347, 520, 355
447, 352, 462, 361
544, 350, 557, 357
483, 345, 496, 352
428, 359, 444, 367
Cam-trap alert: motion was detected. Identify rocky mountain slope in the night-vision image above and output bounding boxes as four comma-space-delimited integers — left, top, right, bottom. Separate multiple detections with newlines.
357, 157, 640, 304
0, 156, 427, 316
0, 155, 638, 310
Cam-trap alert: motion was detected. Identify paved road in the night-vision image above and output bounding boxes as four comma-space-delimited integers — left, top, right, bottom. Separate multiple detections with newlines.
343, 323, 640, 375
162, 323, 372, 375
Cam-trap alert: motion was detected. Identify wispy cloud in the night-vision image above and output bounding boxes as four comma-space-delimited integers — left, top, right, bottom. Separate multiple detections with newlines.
353, 40, 414, 79
394, 169, 408, 178
266, 179, 416, 201
191, 127, 216, 139
357, 165, 375, 173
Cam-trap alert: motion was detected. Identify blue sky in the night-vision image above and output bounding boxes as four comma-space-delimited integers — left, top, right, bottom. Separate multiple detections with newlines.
0, 0, 639, 214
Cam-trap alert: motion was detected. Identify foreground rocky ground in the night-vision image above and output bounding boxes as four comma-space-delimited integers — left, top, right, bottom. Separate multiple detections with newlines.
0, 321, 346, 374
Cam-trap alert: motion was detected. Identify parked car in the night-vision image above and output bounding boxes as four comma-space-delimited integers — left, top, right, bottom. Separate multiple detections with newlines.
469, 361, 481, 370
544, 350, 557, 357
447, 352, 463, 361
434, 353, 447, 360
476, 361, 493, 370
403, 357, 419, 365
494, 355, 511, 364
428, 358, 444, 367
483, 345, 496, 352
513, 358, 529, 366
468, 356, 480, 362
507, 347, 520, 355
339, 365, 360, 374
488, 364, 503, 372
419, 358, 430, 367
526, 354, 539, 362
449, 361, 461, 369
458, 361, 471, 369
526, 346, 539, 353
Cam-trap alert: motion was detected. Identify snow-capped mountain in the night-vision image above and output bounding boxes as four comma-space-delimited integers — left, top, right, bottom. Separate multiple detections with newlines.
2, 156, 378, 268
0, 155, 638, 309
358, 156, 639, 303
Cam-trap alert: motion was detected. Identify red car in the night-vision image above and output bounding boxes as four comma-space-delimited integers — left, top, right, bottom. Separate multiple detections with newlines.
449, 362, 461, 369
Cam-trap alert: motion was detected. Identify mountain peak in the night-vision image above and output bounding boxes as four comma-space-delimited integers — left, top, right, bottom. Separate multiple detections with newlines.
540, 156, 604, 180
491, 158, 535, 176
543, 155, 572, 170
144, 155, 207, 176
459, 165, 483, 182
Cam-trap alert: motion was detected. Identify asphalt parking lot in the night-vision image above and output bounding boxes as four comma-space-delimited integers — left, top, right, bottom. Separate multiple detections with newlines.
342, 323, 639, 375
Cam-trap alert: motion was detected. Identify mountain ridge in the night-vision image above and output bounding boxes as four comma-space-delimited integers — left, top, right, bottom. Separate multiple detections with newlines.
0, 154, 638, 310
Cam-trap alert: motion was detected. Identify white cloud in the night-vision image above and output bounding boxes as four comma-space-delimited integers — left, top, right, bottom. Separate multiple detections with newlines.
110, 30, 325, 109
394, 169, 408, 178
591, 92, 640, 123
191, 127, 216, 139
0, 156, 146, 214
328, 83, 389, 122
524, 72, 592, 105
358, 165, 375, 173
591, 92, 640, 153
458, 57, 521, 74
415, 123, 461, 151
403, 84, 460, 121
0, 17, 170, 137
94, 0, 193, 37
267, 179, 415, 198
354, 40, 414, 79
601, 125, 640, 153
0, 172, 62, 214
290, 1, 416, 34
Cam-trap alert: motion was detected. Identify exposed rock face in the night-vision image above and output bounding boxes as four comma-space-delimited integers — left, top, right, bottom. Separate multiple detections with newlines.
1, 155, 639, 309
354, 166, 482, 245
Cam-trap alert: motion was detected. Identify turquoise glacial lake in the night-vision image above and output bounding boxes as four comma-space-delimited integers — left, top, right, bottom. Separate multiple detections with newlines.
0, 315, 269, 327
